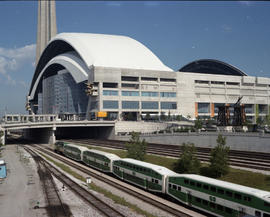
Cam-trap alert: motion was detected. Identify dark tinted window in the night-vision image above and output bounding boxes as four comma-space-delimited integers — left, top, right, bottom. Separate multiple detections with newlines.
217, 204, 223, 211
173, 185, 177, 190
226, 191, 232, 197
218, 189, 224, 194
184, 179, 189, 184
190, 181, 195, 186
177, 186, 181, 191
195, 197, 201, 203
202, 200, 208, 206
263, 214, 270, 217
203, 185, 209, 190
225, 207, 232, 214
264, 202, 270, 207
210, 186, 216, 192
197, 183, 202, 188
235, 193, 242, 200
210, 202, 216, 209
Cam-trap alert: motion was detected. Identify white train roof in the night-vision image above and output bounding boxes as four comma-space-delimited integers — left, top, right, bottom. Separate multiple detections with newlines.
170, 174, 270, 201
118, 158, 176, 176
84, 149, 120, 161
65, 143, 89, 152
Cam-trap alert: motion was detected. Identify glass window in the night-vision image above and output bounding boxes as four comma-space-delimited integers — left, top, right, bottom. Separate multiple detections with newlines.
142, 101, 158, 109
203, 185, 209, 190
103, 100, 118, 109
196, 183, 202, 188
177, 186, 181, 191
122, 91, 139, 96
198, 103, 210, 113
226, 191, 233, 197
225, 207, 232, 214
217, 204, 223, 211
103, 90, 118, 96
190, 181, 195, 186
141, 92, 158, 97
195, 197, 201, 203
161, 102, 177, 109
184, 179, 189, 184
122, 101, 139, 109
160, 92, 176, 98
218, 189, 224, 194
234, 193, 242, 200
210, 186, 216, 192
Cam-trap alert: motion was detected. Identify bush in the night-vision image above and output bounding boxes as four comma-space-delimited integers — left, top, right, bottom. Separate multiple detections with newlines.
174, 142, 201, 174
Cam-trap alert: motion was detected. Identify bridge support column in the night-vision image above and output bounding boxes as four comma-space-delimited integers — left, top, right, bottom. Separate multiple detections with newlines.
49, 126, 56, 145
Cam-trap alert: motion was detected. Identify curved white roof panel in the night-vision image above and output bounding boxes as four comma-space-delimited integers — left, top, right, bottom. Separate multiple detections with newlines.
84, 149, 120, 161
119, 158, 176, 176
51, 33, 173, 72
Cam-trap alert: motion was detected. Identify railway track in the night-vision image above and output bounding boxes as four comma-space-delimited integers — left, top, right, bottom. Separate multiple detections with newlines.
34, 145, 201, 217
26, 146, 126, 217
24, 147, 70, 217
64, 139, 270, 171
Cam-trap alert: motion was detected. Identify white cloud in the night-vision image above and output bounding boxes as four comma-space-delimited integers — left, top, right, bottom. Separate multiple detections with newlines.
144, 2, 160, 7
106, 2, 122, 7
221, 24, 232, 33
238, 1, 253, 6
0, 44, 36, 86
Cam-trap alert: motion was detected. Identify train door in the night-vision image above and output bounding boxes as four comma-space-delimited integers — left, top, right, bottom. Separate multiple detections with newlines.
255, 210, 261, 217
238, 207, 246, 217
187, 191, 192, 206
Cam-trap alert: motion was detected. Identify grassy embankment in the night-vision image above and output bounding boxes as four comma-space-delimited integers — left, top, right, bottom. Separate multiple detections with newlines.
40, 153, 156, 217
81, 144, 270, 192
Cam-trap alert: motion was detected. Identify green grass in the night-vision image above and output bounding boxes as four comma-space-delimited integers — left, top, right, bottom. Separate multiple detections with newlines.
40, 153, 157, 217
89, 183, 156, 217
75, 144, 270, 192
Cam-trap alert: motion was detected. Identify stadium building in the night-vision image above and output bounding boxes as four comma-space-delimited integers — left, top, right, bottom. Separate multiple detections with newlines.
29, 32, 270, 123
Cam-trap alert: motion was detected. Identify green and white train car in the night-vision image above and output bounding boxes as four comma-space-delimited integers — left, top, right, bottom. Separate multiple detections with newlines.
113, 158, 176, 193
82, 149, 120, 173
167, 174, 270, 217
63, 143, 88, 161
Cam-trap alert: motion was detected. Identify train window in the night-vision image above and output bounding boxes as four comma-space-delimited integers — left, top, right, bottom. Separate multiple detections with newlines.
190, 181, 195, 186
264, 202, 270, 207
217, 189, 224, 194
255, 211, 261, 217
155, 180, 158, 184
225, 207, 232, 214
203, 185, 209, 190
152, 178, 154, 183
202, 200, 208, 206
184, 179, 189, 184
244, 196, 251, 202
235, 193, 242, 200
177, 186, 181, 191
195, 197, 201, 203
217, 204, 223, 211
173, 185, 177, 190
169, 184, 172, 188
210, 186, 216, 192
196, 183, 202, 188
263, 214, 270, 217
210, 202, 216, 209
226, 191, 232, 197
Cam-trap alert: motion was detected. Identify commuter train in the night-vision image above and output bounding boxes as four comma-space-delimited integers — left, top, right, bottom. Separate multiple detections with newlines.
54, 142, 270, 217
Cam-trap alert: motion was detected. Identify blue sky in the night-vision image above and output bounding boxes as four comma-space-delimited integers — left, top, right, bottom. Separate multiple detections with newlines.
0, 1, 269, 115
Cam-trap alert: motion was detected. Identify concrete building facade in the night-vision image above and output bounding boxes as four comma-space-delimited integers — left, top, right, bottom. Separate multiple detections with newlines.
29, 32, 270, 123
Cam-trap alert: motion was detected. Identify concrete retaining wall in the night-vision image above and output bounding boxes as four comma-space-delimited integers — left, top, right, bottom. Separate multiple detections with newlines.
115, 132, 270, 153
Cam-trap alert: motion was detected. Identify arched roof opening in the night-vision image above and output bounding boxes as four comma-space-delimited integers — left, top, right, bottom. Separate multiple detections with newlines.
179, 59, 247, 76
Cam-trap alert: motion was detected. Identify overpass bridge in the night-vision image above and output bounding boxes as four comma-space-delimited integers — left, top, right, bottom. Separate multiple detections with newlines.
1, 114, 115, 145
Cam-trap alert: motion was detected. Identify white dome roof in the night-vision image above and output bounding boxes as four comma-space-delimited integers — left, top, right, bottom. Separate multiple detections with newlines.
51, 32, 173, 71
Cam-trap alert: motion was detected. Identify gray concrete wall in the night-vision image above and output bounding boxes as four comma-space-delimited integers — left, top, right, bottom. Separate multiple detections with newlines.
115, 132, 270, 153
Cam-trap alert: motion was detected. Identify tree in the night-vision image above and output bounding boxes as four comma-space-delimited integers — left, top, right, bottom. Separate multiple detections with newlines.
125, 132, 147, 161
194, 117, 203, 130
0, 130, 3, 146
174, 142, 201, 174
208, 134, 230, 178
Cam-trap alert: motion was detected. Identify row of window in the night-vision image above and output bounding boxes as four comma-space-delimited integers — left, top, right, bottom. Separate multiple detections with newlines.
118, 161, 159, 176
184, 179, 252, 202
103, 90, 176, 98
193, 196, 233, 214
103, 100, 177, 110
121, 76, 176, 83
195, 80, 240, 86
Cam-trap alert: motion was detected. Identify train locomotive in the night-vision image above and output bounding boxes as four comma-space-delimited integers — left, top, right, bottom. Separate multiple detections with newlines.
54, 142, 270, 217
